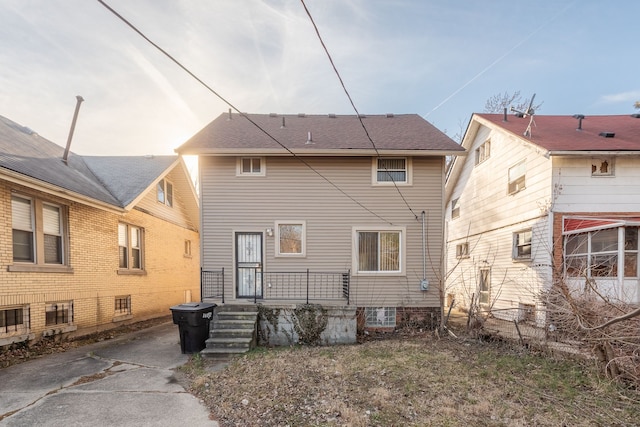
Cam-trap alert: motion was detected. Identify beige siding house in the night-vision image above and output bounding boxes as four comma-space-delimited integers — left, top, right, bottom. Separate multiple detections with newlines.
0, 115, 200, 346
445, 113, 640, 326
177, 112, 463, 331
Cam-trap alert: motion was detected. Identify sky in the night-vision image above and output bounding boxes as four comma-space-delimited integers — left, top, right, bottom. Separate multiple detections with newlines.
0, 0, 639, 157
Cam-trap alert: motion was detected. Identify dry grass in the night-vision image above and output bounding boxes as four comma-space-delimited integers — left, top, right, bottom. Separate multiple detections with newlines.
182, 335, 640, 426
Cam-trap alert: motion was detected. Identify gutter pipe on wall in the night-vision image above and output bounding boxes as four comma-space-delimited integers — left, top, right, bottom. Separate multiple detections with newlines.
421, 210, 429, 291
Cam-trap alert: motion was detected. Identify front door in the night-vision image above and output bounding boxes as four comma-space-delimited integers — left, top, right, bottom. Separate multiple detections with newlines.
236, 232, 263, 298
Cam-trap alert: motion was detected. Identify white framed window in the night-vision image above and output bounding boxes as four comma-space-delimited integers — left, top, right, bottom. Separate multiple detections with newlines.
451, 198, 460, 219
372, 157, 411, 185
157, 178, 174, 207
46, 301, 73, 326
565, 227, 630, 278
353, 226, 405, 275
11, 194, 67, 267
513, 229, 532, 260
275, 221, 306, 257
0, 305, 29, 337
118, 223, 144, 272
456, 242, 469, 259
479, 268, 491, 308
115, 295, 132, 316
508, 160, 526, 195
237, 157, 265, 176
591, 157, 614, 177
475, 140, 491, 165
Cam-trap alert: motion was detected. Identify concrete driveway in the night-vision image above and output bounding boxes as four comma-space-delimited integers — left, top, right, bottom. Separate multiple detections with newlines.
0, 321, 218, 426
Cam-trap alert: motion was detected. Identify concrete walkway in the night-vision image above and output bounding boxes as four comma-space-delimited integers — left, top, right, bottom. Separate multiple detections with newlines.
0, 321, 218, 426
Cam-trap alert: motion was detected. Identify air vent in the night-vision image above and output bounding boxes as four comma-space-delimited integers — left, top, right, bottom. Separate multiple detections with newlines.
631, 114, 640, 119
599, 132, 615, 138
328, 113, 336, 118
386, 113, 394, 118
269, 113, 278, 117
298, 113, 306, 118
572, 114, 585, 130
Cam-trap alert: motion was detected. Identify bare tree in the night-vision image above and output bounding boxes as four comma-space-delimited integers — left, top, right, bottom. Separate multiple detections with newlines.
484, 91, 543, 114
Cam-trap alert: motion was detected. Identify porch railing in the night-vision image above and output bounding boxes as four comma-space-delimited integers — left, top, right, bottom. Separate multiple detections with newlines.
201, 268, 350, 305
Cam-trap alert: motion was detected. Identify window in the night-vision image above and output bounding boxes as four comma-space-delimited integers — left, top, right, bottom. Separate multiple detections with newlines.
11, 195, 67, 268
46, 302, 73, 326
364, 307, 396, 327
157, 179, 173, 207
276, 221, 305, 256
591, 157, 614, 177
456, 242, 469, 258
118, 223, 144, 272
451, 198, 460, 219
508, 160, 526, 194
237, 157, 265, 176
1, 306, 28, 336
479, 268, 491, 308
184, 239, 192, 257
475, 140, 491, 165
354, 228, 404, 274
373, 157, 410, 185
565, 228, 620, 278
115, 296, 131, 316
513, 229, 532, 260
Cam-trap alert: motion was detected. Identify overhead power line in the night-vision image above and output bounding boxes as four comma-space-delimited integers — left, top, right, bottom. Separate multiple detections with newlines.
300, 0, 419, 221
96, 0, 393, 225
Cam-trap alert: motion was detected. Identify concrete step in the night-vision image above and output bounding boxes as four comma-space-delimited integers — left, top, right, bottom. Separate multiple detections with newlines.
212, 319, 256, 328
201, 347, 251, 357
210, 328, 254, 339
205, 337, 252, 349
217, 312, 258, 321
215, 305, 258, 313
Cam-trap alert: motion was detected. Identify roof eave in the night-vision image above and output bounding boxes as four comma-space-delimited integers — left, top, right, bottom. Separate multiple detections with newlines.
548, 150, 640, 156
178, 148, 466, 157
1, 168, 125, 214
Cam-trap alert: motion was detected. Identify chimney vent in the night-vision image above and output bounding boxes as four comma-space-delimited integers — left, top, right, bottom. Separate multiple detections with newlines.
328, 113, 336, 118
227, 108, 232, 120
573, 114, 585, 130
503, 108, 508, 122
386, 113, 394, 118
281, 117, 285, 128
306, 131, 313, 144
62, 95, 84, 164
599, 131, 615, 138
298, 113, 306, 118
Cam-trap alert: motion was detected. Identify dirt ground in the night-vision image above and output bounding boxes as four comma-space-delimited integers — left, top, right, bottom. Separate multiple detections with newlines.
180, 330, 640, 427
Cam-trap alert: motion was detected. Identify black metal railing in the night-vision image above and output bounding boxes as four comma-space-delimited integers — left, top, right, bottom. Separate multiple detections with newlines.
202, 268, 225, 303
200, 268, 349, 305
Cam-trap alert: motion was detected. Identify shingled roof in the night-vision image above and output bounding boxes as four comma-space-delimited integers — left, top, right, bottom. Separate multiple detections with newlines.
477, 114, 640, 152
177, 112, 464, 155
0, 115, 177, 210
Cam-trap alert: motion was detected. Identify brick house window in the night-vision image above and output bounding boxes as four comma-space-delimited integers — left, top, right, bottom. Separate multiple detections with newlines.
0, 306, 29, 336
11, 195, 68, 268
46, 302, 73, 326
115, 296, 131, 316
118, 223, 144, 273
364, 307, 396, 327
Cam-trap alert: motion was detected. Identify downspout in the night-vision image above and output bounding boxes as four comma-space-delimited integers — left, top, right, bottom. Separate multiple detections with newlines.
420, 210, 429, 291
62, 95, 84, 164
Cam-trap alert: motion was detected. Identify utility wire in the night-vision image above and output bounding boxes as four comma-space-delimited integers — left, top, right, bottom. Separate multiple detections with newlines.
300, 0, 419, 221
96, 0, 392, 225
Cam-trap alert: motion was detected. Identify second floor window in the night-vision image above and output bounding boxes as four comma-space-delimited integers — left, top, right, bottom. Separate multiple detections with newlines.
513, 229, 532, 260
157, 179, 173, 207
375, 157, 408, 184
475, 140, 491, 165
508, 160, 526, 195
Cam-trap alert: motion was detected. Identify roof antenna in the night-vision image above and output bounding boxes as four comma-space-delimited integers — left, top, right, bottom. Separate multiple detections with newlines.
510, 93, 536, 137
62, 95, 84, 164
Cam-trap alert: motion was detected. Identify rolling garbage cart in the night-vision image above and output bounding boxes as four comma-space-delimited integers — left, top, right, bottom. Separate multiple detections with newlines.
170, 302, 216, 354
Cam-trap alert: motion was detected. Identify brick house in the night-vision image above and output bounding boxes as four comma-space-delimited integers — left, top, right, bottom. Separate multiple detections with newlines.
0, 115, 200, 346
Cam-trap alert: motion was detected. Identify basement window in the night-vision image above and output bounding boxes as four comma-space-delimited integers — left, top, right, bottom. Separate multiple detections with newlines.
364, 307, 396, 327
45, 302, 73, 326
591, 157, 614, 177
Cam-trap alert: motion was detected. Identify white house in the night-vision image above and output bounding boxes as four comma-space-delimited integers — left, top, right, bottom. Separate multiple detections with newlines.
445, 113, 640, 325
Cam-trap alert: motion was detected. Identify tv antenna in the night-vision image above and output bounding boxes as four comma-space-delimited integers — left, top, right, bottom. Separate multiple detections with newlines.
510, 93, 536, 137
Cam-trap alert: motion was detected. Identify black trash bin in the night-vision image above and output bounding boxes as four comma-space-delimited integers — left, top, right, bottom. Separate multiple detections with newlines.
170, 302, 216, 354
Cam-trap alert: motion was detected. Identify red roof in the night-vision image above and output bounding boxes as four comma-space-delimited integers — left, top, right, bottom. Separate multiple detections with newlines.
477, 114, 640, 152
177, 112, 464, 155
